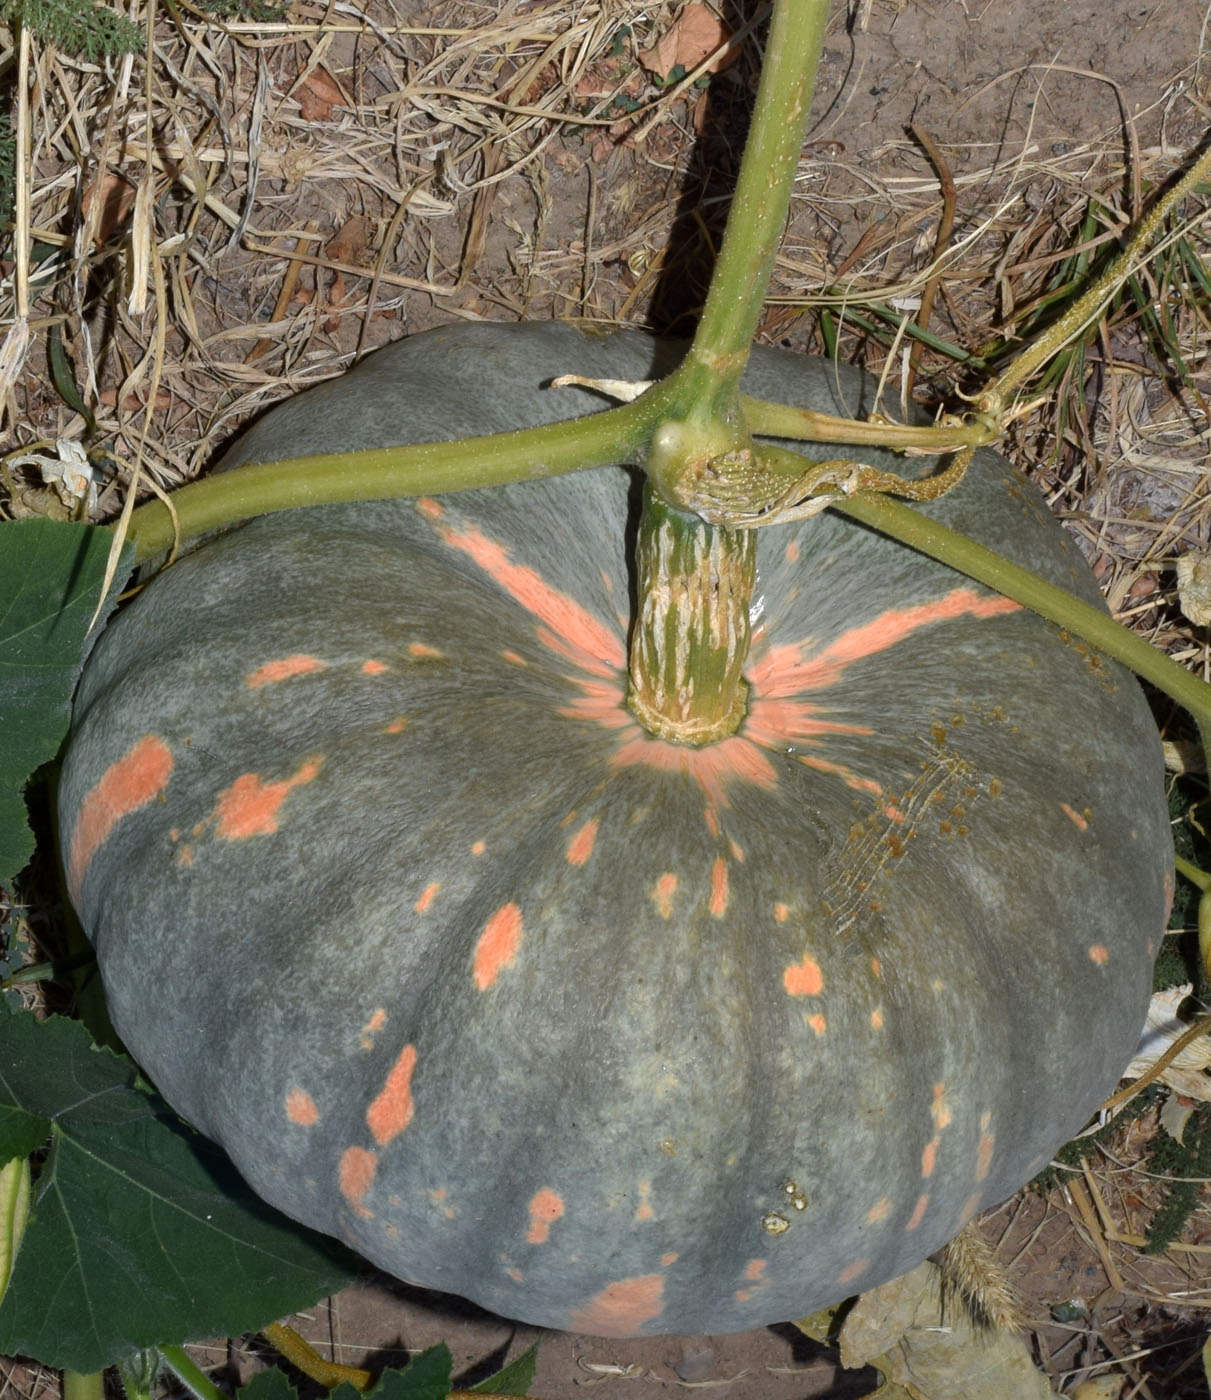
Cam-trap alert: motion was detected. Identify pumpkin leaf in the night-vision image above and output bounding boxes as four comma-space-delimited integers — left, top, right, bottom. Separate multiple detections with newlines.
239, 1369, 300, 1400
0, 519, 127, 883
0, 1007, 357, 1373
359, 1346, 452, 1400
472, 1341, 539, 1394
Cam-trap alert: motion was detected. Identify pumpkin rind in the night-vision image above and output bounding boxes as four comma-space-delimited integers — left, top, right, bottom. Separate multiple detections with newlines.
58, 322, 1171, 1337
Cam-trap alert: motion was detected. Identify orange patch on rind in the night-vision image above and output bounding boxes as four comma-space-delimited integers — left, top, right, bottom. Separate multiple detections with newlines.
67, 734, 174, 903
474, 903, 523, 990
414, 882, 440, 914
214, 757, 323, 839
246, 654, 325, 688
339, 1146, 376, 1218
566, 818, 598, 866
285, 1087, 319, 1126
652, 872, 678, 920
783, 952, 823, 997
569, 1273, 665, 1336
526, 1188, 565, 1245
366, 1043, 417, 1146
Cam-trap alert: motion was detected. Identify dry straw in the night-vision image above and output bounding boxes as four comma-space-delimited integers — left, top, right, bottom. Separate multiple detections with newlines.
1, 0, 1209, 1392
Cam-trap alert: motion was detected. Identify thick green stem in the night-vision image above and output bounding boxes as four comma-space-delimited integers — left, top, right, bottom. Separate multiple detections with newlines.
62, 1374, 105, 1400
124, 398, 652, 562
741, 394, 999, 453
1175, 854, 1210, 890
673, 0, 830, 423
159, 1345, 232, 1400
628, 482, 756, 744
622, 0, 828, 722
830, 490, 1211, 761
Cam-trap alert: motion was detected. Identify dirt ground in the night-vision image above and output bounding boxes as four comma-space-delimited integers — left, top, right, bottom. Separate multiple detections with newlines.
4, 0, 1211, 1396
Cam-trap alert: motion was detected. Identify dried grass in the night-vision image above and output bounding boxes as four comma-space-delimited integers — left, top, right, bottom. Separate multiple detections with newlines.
982, 1109, 1211, 1397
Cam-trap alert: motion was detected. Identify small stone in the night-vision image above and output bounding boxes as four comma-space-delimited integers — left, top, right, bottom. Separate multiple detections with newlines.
673, 1341, 716, 1383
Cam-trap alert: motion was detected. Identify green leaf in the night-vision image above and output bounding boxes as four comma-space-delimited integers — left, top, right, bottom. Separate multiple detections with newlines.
239, 1369, 300, 1400
3, 0, 143, 60
0, 1008, 357, 1372
473, 1341, 539, 1394
364, 1346, 453, 1400
0, 520, 127, 883
47, 323, 98, 438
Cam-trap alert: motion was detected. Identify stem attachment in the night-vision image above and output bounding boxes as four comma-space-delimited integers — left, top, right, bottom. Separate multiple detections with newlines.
628, 481, 756, 745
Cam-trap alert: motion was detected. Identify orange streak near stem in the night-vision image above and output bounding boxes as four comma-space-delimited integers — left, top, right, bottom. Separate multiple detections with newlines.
437, 522, 625, 675
751, 588, 1020, 694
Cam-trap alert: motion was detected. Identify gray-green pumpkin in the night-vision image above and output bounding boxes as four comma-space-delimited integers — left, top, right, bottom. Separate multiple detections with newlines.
58, 321, 1171, 1336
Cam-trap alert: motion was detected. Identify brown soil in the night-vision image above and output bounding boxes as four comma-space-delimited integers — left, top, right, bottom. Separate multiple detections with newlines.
4, 0, 1211, 1397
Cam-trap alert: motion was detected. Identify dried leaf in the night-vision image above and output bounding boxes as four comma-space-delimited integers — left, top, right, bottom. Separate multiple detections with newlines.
639, 4, 735, 80
319, 216, 376, 330
839, 1260, 1058, 1399
98, 386, 172, 414
1162, 738, 1205, 774
297, 67, 346, 122
325, 214, 374, 266
1176, 552, 1211, 627
7, 440, 98, 511
81, 173, 136, 247
1159, 1093, 1196, 1144
1124, 984, 1211, 1101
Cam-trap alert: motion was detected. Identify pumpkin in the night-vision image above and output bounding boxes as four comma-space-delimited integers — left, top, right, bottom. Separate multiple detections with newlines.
58, 321, 1171, 1338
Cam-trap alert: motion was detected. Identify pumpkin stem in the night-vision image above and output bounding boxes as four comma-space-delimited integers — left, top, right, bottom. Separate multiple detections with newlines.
670, 0, 830, 424
627, 480, 756, 745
